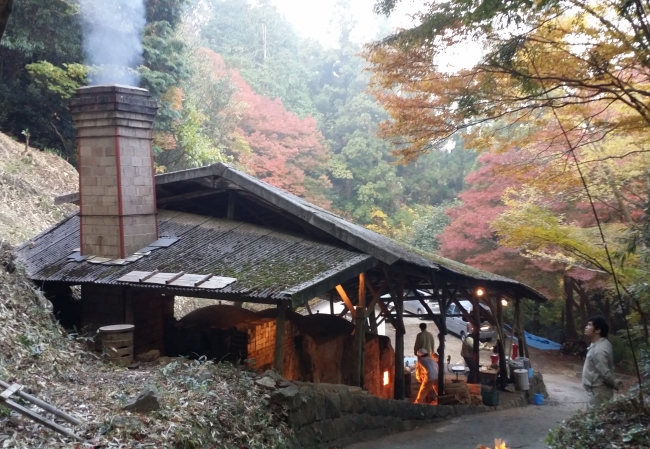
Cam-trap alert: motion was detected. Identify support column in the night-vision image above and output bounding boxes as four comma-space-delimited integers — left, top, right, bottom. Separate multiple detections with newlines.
471, 289, 481, 384
394, 287, 405, 400
496, 294, 508, 387
353, 306, 365, 387
437, 280, 447, 395
515, 297, 530, 358
274, 301, 286, 375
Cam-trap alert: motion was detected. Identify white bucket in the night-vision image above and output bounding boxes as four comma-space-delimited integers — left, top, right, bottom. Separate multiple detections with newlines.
514, 369, 530, 391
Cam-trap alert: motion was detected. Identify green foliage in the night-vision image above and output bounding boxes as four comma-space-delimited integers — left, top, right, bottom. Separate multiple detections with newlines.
0, 0, 83, 159
406, 200, 461, 253
201, 0, 317, 118
26, 61, 87, 99
547, 388, 650, 449
173, 103, 228, 168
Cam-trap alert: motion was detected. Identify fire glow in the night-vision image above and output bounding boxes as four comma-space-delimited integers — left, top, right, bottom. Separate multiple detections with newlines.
383, 370, 389, 386
479, 439, 508, 449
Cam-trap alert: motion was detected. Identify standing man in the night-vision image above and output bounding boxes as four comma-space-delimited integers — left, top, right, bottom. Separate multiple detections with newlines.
414, 322, 435, 356
461, 323, 490, 383
582, 317, 622, 409
415, 348, 438, 404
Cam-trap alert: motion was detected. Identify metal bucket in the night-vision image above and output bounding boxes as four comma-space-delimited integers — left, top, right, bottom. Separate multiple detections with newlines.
98, 324, 134, 367
514, 368, 530, 391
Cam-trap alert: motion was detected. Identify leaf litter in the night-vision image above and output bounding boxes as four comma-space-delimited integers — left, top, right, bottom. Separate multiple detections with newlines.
0, 244, 292, 448
0, 132, 292, 447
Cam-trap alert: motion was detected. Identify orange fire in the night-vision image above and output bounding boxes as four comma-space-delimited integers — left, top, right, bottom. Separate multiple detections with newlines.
478, 440, 508, 449
383, 370, 389, 386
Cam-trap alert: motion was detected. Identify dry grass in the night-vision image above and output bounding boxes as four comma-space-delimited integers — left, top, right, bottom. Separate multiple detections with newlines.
0, 133, 78, 246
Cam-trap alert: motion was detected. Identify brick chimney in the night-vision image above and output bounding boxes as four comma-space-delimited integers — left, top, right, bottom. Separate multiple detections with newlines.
70, 85, 158, 258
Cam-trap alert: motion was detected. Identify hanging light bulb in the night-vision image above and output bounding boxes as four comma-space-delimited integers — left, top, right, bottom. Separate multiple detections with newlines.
501, 299, 508, 307
476, 288, 485, 297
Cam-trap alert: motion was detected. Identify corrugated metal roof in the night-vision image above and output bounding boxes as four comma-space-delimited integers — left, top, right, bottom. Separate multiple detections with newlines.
15, 210, 375, 306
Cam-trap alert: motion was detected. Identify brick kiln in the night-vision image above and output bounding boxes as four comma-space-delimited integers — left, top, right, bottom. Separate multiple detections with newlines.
173, 305, 395, 399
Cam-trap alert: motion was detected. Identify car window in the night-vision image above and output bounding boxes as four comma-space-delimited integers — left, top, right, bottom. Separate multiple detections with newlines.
447, 304, 456, 315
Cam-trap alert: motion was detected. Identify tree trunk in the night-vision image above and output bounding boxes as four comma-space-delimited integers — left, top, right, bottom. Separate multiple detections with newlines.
0, 0, 13, 43
563, 275, 579, 340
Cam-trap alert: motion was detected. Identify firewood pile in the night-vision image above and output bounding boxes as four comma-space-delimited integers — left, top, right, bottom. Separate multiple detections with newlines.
438, 382, 482, 405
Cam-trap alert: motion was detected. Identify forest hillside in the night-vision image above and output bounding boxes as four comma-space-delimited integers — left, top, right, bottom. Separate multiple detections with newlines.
0, 133, 77, 245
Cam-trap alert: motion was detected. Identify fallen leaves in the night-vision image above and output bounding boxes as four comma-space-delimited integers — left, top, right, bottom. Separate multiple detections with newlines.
0, 247, 292, 448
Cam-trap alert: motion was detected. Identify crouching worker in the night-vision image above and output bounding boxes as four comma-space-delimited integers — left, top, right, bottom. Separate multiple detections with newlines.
415, 348, 439, 404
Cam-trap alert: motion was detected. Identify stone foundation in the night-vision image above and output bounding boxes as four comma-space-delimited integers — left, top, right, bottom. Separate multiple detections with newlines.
270, 372, 547, 448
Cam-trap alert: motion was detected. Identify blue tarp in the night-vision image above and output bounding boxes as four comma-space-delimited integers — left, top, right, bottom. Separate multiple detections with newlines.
503, 324, 561, 350
523, 331, 561, 350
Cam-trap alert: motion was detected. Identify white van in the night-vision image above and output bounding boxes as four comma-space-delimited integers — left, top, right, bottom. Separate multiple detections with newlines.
446, 300, 495, 341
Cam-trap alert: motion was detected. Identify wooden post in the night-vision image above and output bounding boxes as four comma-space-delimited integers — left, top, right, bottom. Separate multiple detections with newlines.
513, 297, 530, 358
274, 301, 286, 375
358, 273, 366, 308
368, 307, 378, 334
329, 292, 334, 315
496, 293, 508, 387
471, 289, 481, 384
394, 283, 405, 400
353, 306, 365, 387
227, 191, 236, 220
436, 279, 447, 395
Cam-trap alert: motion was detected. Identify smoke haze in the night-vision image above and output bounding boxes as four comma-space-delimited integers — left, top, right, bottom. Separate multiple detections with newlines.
80, 0, 146, 86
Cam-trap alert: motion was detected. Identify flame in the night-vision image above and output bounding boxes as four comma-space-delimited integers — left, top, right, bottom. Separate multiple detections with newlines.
383, 370, 389, 386
478, 440, 508, 449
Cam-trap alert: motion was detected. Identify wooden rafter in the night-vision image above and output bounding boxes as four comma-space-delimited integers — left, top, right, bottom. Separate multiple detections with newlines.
335, 284, 357, 319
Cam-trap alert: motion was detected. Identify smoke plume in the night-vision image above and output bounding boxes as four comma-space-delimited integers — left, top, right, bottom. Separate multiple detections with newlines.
80, 0, 146, 86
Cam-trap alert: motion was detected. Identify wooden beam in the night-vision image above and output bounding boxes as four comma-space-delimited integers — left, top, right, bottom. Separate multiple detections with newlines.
365, 280, 386, 314
158, 189, 221, 205
434, 277, 448, 395
394, 279, 405, 400
381, 267, 405, 334
471, 291, 481, 384
336, 284, 356, 319
227, 191, 236, 220
274, 301, 286, 374
305, 301, 312, 315
496, 293, 508, 387
353, 306, 365, 387
408, 278, 441, 329
358, 273, 366, 308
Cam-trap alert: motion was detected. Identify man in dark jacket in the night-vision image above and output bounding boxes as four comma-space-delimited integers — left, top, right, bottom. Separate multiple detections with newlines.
414, 348, 438, 404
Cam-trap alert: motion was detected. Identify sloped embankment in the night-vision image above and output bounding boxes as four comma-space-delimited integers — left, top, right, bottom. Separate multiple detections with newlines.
0, 132, 78, 246
0, 244, 292, 448
0, 132, 292, 447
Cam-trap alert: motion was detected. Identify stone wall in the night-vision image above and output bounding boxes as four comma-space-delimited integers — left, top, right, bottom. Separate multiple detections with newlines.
266, 372, 546, 448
